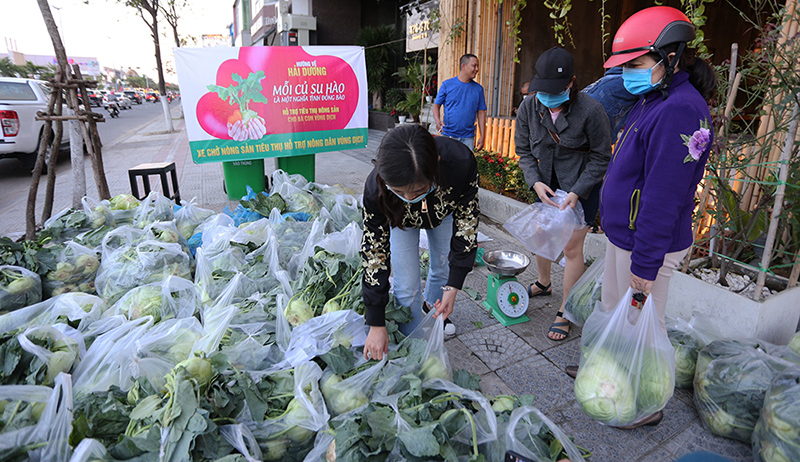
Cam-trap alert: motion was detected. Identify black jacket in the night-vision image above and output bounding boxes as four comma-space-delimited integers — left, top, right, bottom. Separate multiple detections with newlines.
515, 92, 612, 199
361, 136, 480, 326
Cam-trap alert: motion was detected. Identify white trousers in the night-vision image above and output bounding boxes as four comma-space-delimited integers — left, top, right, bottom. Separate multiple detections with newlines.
601, 240, 689, 333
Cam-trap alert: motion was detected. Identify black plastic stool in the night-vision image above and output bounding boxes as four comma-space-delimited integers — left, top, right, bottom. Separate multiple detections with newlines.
128, 162, 181, 203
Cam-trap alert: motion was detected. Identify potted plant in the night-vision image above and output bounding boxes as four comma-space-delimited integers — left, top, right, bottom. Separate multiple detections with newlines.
395, 90, 423, 123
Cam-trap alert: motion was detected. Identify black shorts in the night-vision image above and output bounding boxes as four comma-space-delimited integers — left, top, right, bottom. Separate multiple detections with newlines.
538, 177, 601, 226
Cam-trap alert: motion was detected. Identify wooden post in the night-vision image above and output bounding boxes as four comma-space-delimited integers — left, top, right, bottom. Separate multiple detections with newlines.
754, 100, 798, 300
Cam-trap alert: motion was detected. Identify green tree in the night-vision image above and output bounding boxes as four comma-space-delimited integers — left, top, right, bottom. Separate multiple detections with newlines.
0, 58, 22, 77
356, 25, 400, 110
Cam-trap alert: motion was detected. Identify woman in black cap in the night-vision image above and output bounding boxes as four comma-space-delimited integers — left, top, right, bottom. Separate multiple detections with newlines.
515, 46, 612, 341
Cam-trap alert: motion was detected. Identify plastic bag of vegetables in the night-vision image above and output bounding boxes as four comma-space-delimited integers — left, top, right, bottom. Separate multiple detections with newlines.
99, 225, 145, 257
328, 193, 362, 231
0, 373, 73, 461
222, 361, 329, 461
133, 191, 175, 228
0, 265, 42, 312
282, 309, 368, 366
501, 406, 585, 462
108, 275, 202, 323
563, 256, 604, 326
107, 193, 140, 225
42, 241, 100, 297
17, 324, 83, 385
194, 246, 249, 303
174, 198, 215, 240
0, 293, 107, 337
39, 198, 114, 245
503, 190, 585, 262
666, 314, 720, 388
273, 175, 321, 215
693, 339, 794, 442
320, 354, 386, 416
95, 240, 192, 305
574, 288, 675, 427
752, 367, 800, 462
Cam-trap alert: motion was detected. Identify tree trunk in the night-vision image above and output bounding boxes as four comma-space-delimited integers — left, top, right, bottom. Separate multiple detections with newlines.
151, 13, 174, 132
68, 106, 86, 207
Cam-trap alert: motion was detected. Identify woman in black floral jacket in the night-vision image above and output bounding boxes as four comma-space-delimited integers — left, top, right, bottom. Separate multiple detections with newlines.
361, 125, 480, 361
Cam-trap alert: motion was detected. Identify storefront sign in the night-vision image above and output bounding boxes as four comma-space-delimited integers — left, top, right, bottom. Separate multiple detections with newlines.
174, 46, 367, 164
406, 1, 439, 52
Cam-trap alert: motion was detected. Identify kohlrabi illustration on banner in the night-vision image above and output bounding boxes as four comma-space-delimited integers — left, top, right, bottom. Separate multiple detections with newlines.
174, 46, 367, 164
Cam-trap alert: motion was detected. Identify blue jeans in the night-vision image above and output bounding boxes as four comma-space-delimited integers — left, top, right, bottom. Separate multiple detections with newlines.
449, 137, 474, 150
390, 214, 453, 335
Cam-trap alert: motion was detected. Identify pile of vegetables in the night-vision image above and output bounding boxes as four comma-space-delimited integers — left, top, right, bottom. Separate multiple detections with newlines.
0, 173, 592, 461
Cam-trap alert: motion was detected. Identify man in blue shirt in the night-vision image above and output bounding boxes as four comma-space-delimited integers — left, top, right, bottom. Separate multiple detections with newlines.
432, 54, 488, 150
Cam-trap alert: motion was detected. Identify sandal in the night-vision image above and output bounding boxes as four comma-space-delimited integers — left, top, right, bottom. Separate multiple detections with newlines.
527, 281, 552, 297
547, 310, 570, 341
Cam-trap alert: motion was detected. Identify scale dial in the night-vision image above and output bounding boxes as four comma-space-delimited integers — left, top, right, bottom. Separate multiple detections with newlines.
496, 280, 529, 318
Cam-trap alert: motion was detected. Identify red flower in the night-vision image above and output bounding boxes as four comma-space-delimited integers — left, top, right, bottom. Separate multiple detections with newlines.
488, 159, 494, 163
495, 173, 501, 177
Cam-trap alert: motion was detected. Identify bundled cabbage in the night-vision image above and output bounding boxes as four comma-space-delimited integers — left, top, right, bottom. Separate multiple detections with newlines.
694, 339, 794, 442
562, 256, 604, 326
42, 241, 100, 297
95, 240, 192, 305
574, 289, 674, 426
753, 367, 800, 462
0, 265, 41, 312
667, 314, 720, 388
108, 193, 140, 225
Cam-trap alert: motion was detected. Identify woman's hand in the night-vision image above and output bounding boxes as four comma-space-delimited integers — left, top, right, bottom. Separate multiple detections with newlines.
560, 192, 580, 210
533, 182, 557, 206
433, 288, 458, 321
364, 326, 389, 361
630, 273, 654, 295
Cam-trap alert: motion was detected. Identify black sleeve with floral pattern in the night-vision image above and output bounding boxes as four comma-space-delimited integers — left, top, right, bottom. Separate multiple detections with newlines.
361, 175, 392, 327
446, 155, 480, 290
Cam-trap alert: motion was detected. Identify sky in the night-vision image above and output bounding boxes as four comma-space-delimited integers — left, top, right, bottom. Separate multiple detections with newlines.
2, 0, 232, 82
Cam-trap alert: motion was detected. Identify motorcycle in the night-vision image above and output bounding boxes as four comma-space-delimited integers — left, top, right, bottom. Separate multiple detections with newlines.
104, 99, 120, 118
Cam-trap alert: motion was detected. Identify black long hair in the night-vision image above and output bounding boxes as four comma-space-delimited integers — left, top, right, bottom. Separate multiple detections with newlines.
374, 124, 440, 228
648, 44, 717, 102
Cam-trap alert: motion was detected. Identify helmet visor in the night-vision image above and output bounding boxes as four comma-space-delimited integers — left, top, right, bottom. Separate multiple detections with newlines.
603, 49, 650, 68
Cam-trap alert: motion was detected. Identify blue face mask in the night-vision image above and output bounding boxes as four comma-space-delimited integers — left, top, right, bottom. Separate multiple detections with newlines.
387, 184, 435, 204
536, 88, 570, 108
622, 60, 663, 95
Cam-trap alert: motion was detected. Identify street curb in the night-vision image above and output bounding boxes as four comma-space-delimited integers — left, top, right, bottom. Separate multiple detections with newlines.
478, 187, 608, 261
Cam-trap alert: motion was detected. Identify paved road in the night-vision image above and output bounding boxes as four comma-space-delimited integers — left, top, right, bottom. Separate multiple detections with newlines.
0, 100, 178, 238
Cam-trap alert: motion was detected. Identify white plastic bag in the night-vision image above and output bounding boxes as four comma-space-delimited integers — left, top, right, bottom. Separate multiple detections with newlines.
175, 198, 215, 240
503, 189, 584, 262
666, 313, 721, 388
0, 373, 73, 461
107, 275, 202, 322
574, 288, 675, 426
504, 406, 584, 462
283, 310, 368, 366
133, 191, 175, 228
0, 293, 107, 336
0, 265, 42, 312
563, 256, 604, 326
42, 241, 100, 297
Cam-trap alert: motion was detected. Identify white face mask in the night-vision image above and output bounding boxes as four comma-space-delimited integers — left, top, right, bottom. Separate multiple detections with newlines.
386, 184, 435, 204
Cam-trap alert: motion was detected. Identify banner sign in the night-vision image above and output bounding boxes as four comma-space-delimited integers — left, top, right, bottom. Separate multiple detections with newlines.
174, 46, 367, 164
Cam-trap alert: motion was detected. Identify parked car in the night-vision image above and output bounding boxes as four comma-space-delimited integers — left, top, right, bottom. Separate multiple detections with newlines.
0, 77, 70, 171
145, 92, 160, 103
124, 90, 142, 104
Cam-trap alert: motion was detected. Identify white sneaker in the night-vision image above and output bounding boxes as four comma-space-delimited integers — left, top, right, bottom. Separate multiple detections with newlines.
444, 320, 456, 336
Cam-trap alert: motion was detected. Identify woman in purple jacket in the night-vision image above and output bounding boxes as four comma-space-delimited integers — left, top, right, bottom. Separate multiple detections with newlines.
566, 6, 717, 429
